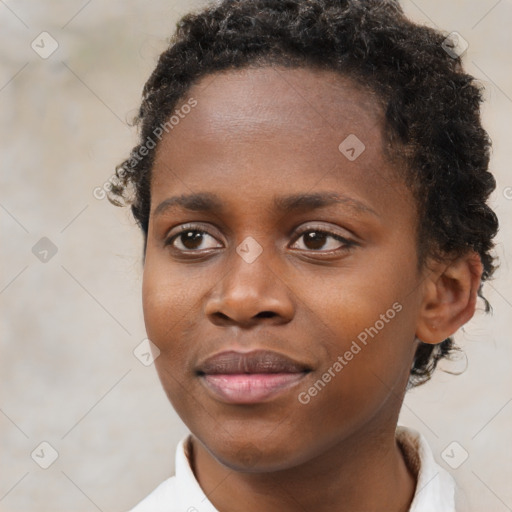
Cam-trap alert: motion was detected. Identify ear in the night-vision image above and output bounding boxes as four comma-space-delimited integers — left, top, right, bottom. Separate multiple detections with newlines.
416, 252, 483, 344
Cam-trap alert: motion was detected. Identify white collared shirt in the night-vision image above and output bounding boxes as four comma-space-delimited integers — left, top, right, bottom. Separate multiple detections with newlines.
128, 426, 459, 512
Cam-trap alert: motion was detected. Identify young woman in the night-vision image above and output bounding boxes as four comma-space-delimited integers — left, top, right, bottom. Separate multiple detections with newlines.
109, 1, 498, 510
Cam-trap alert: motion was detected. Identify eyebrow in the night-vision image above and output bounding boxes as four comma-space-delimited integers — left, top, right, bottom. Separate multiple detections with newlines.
153, 191, 378, 218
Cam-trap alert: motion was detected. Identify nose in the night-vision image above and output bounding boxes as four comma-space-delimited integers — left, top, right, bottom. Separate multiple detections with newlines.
204, 246, 295, 328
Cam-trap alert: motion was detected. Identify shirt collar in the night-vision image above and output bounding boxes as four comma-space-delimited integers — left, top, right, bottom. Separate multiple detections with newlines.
173, 426, 456, 512
396, 426, 456, 512
173, 436, 219, 512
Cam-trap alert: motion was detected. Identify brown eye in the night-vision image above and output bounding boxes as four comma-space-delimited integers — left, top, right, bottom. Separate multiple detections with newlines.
176, 230, 206, 250
166, 226, 222, 252
291, 229, 355, 252
302, 231, 329, 250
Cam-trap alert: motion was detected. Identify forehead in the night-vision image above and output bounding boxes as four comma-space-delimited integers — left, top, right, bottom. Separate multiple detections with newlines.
190, 65, 379, 123
150, 65, 408, 219
162, 66, 384, 152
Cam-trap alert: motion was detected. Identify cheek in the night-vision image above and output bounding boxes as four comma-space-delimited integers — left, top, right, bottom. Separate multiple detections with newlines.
141, 256, 203, 414
141, 253, 201, 358
141, 248, 230, 392
306, 249, 420, 399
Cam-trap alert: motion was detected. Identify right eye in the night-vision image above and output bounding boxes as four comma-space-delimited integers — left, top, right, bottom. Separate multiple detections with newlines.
165, 225, 223, 252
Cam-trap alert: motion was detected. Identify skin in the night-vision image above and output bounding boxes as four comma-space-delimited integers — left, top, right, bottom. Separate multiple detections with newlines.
142, 66, 483, 512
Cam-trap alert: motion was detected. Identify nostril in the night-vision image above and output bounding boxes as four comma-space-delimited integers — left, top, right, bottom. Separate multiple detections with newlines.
257, 311, 276, 318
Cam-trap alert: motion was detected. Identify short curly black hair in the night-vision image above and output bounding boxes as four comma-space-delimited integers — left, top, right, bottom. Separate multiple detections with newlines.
109, 0, 498, 387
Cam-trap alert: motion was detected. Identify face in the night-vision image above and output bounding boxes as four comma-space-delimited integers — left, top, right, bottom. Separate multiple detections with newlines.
142, 66, 425, 472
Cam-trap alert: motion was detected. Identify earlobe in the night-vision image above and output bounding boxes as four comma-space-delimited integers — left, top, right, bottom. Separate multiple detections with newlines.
415, 252, 483, 344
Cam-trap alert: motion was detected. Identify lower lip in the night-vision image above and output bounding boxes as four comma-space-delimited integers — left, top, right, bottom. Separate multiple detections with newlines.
201, 373, 308, 404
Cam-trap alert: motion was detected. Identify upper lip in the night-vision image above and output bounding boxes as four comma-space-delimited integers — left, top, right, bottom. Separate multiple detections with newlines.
196, 350, 312, 375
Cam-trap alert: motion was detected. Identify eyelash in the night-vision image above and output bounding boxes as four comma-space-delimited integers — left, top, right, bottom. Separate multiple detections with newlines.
164, 223, 357, 255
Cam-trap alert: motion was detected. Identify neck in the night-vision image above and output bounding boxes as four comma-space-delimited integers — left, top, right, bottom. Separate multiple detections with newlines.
189, 420, 416, 512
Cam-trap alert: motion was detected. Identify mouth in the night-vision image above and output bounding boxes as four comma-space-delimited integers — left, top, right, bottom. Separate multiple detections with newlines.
196, 350, 312, 404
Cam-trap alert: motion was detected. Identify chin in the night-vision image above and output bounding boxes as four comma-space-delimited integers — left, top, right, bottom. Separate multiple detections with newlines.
196, 428, 313, 473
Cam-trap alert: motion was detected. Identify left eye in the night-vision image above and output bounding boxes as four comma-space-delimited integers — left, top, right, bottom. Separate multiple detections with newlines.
290, 230, 353, 251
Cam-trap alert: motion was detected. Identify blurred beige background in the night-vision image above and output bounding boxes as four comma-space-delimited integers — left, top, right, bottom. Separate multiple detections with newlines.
0, 0, 511, 510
